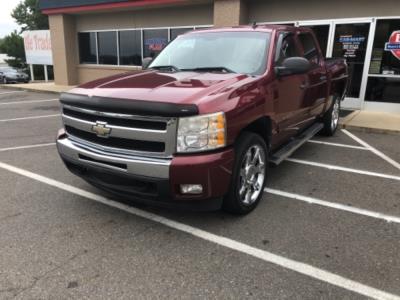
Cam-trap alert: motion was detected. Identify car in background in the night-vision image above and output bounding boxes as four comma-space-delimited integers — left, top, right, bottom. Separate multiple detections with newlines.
0, 67, 29, 84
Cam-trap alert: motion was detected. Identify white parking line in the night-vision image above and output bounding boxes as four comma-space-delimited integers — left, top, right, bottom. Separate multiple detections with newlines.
0, 91, 26, 95
0, 99, 58, 105
342, 129, 400, 171
0, 114, 60, 122
307, 140, 368, 150
286, 158, 400, 181
0, 161, 398, 300
265, 188, 400, 224
0, 143, 56, 152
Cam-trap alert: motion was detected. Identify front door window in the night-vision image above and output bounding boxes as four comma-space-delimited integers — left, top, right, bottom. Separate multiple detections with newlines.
301, 25, 330, 57
332, 23, 370, 98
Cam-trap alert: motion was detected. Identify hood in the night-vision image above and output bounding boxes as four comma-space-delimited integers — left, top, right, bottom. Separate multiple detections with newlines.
69, 70, 253, 106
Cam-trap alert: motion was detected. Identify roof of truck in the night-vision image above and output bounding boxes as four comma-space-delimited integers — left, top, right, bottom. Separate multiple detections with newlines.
191, 24, 302, 34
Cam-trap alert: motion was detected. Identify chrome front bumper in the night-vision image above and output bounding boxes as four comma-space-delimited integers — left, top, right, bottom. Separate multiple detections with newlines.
57, 137, 171, 179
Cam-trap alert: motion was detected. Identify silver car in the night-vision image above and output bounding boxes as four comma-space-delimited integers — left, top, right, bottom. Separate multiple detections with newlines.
0, 67, 29, 84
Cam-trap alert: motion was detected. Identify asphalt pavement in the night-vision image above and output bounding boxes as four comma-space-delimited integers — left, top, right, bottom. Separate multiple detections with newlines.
0, 88, 399, 299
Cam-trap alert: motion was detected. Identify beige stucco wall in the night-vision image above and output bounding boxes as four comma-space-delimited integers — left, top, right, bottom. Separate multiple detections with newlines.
75, 4, 213, 31
49, 14, 79, 86
77, 65, 141, 83
248, 0, 400, 23
214, 0, 247, 27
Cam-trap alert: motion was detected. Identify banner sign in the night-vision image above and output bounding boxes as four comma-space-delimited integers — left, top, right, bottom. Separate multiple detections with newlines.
384, 30, 400, 61
23, 30, 53, 65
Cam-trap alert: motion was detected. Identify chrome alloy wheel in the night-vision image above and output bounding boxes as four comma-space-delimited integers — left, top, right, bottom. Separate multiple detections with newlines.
331, 98, 340, 131
239, 144, 266, 205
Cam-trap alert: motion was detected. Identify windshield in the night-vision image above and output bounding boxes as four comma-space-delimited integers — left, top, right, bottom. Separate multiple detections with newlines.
149, 31, 271, 76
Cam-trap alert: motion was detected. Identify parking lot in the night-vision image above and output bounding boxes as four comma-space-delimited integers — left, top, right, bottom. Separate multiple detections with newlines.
0, 88, 399, 300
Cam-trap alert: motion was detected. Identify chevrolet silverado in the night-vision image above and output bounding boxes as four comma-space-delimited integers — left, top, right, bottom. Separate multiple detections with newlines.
57, 25, 348, 214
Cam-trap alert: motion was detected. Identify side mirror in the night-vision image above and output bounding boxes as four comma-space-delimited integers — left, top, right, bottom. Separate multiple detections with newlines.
275, 57, 311, 77
142, 57, 153, 70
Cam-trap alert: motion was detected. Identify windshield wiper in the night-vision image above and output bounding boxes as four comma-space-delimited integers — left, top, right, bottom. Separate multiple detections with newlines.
182, 67, 237, 74
149, 65, 181, 72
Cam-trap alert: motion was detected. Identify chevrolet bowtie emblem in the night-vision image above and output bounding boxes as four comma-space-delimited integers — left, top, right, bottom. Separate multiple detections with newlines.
91, 121, 111, 137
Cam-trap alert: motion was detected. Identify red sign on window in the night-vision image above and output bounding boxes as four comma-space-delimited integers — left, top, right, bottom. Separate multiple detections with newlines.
385, 31, 400, 60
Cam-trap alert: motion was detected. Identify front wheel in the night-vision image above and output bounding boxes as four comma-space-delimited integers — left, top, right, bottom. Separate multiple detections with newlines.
321, 95, 340, 136
223, 132, 268, 215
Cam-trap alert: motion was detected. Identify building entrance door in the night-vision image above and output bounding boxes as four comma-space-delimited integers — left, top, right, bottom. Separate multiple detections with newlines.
298, 19, 374, 110
332, 22, 371, 109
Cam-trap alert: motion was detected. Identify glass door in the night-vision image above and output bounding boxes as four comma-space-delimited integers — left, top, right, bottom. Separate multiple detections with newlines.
298, 19, 374, 110
331, 21, 371, 109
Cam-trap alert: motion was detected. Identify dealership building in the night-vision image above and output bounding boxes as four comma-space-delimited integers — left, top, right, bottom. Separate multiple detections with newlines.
39, 0, 400, 112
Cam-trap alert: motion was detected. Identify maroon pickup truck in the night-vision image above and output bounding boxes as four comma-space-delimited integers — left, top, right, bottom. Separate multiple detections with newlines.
57, 25, 347, 214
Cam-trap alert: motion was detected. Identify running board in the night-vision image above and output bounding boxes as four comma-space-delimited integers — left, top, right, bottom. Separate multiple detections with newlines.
270, 123, 324, 166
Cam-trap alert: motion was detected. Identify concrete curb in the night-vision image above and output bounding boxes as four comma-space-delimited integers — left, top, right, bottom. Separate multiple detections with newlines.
339, 123, 400, 135
0, 84, 72, 95
0, 84, 61, 95
339, 110, 400, 135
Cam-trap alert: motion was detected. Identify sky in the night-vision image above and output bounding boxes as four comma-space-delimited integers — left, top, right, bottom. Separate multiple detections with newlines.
0, 1, 21, 38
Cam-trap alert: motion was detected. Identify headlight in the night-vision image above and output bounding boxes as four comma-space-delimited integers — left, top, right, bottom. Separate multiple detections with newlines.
177, 112, 226, 153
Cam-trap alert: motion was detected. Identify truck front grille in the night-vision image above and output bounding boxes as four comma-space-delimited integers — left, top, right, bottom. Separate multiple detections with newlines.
62, 104, 177, 158
63, 107, 167, 130
65, 126, 165, 153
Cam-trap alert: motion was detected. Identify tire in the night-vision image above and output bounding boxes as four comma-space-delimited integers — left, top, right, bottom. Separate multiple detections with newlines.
223, 132, 268, 215
2, 77, 7, 84
321, 95, 340, 136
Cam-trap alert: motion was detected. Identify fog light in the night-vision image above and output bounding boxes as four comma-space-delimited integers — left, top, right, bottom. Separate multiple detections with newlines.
180, 184, 203, 194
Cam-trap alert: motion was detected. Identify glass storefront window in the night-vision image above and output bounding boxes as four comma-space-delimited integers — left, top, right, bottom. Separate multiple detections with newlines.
366, 19, 400, 103
171, 28, 193, 40
369, 19, 400, 75
143, 29, 169, 58
365, 77, 400, 103
78, 26, 207, 67
97, 31, 118, 65
78, 32, 97, 64
119, 30, 142, 66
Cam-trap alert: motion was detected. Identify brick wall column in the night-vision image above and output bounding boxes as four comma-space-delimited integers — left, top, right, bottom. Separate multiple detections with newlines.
214, 0, 247, 27
48, 14, 79, 86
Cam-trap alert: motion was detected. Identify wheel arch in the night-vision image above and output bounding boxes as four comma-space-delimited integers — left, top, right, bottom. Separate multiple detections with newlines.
239, 116, 272, 150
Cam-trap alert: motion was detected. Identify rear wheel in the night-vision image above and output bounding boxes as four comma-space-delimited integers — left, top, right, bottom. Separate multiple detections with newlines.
223, 132, 268, 215
322, 95, 340, 136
